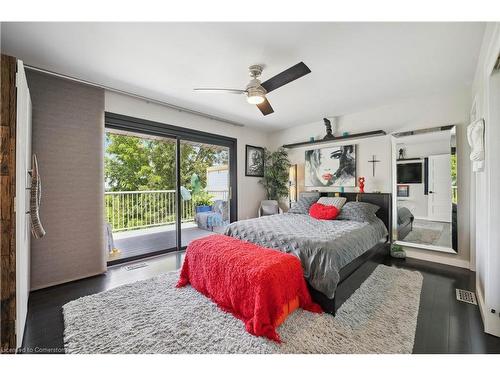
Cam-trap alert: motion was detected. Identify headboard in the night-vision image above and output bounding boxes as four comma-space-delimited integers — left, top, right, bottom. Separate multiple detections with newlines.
299, 192, 392, 239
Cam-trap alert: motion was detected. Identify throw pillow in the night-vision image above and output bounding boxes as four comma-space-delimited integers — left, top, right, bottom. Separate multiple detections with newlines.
309, 202, 340, 220
317, 196, 347, 209
337, 201, 380, 222
288, 196, 319, 214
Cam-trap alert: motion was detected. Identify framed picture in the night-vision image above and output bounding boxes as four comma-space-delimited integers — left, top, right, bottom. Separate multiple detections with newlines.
397, 184, 410, 197
245, 145, 264, 177
305, 145, 356, 187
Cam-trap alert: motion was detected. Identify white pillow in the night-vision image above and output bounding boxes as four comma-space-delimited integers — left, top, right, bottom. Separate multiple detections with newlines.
317, 196, 347, 209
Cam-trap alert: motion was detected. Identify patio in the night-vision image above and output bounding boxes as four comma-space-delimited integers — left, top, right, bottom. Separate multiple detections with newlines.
105, 189, 229, 263
108, 222, 226, 262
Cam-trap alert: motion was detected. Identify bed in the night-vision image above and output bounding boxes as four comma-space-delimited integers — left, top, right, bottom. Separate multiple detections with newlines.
224, 192, 392, 314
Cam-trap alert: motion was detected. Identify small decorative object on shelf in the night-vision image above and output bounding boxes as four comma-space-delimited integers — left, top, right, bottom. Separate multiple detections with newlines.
340, 186, 345, 193
358, 177, 365, 193
323, 117, 335, 140
342, 131, 349, 137
398, 147, 405, 160
309, 136, 315, 142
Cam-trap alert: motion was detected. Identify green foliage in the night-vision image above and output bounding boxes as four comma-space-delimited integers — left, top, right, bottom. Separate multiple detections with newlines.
451, 153, 458, 204
105, 133, 228, 192
104, 133, 228, 231
192, 191, 214, 207
391, 244, 403, 252
259, 147, 291, 201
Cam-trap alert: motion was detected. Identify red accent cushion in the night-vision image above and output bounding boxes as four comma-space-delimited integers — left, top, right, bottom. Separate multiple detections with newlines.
309, 202, 340, 220
177, 235, 322, 342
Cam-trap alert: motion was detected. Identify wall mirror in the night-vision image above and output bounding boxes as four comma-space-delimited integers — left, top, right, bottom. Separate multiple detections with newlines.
391, 125, 457, 254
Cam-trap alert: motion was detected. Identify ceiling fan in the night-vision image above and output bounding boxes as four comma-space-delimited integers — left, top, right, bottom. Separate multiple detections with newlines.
194, 62, 311, 116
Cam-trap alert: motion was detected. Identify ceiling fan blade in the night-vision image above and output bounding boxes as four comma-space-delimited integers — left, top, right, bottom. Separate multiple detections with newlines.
194, 88, 246, 94
257, 97, 274, 116
261, 62, 311, 93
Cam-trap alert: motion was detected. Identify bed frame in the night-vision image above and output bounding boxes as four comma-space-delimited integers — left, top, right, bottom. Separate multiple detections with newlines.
300, 192, 392, 315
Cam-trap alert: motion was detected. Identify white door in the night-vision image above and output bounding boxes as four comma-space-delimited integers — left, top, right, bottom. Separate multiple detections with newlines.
15, 60, 32, 349
428, 154, 452, 222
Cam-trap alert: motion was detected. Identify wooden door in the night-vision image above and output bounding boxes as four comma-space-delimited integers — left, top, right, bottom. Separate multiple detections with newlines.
1, 54, 17, 352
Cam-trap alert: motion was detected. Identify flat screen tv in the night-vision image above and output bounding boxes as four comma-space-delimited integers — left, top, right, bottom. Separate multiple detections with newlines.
397, 162, 423, 184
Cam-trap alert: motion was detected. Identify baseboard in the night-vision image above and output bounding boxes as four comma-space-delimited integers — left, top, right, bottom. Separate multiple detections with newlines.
404, 249, 470, 269
477, 281, 500, 337
30, 267, 107, 291
476, 283, 486, 324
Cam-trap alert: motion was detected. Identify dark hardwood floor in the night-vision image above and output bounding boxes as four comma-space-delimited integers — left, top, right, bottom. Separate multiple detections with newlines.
21, 250, 500, 354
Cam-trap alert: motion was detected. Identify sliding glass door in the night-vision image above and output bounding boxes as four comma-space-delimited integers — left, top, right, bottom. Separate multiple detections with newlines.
104, 113, 236, 265
180, 140, 230, 247
105, 129, 178, 263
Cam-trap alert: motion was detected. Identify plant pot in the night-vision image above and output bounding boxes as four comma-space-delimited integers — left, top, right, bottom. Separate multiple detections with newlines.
195, 205, 212, 213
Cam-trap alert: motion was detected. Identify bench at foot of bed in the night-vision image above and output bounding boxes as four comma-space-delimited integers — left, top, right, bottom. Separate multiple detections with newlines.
176, 234, 322, 342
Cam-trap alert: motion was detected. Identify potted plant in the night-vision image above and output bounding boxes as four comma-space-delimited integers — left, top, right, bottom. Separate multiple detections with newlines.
390, 243, 406, 259
259, 147, 291, 201
193, 191, 215, 213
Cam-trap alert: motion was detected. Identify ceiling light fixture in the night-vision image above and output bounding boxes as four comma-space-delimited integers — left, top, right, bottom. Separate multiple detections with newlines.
246, 84, 266, 105
246, 93, 265, 104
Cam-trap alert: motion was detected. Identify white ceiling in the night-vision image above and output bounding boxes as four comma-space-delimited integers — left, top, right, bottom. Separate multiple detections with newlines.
1, 22, 485, 131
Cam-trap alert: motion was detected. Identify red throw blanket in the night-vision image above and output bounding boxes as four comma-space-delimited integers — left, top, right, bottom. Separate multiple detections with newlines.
177, 234, 322, 342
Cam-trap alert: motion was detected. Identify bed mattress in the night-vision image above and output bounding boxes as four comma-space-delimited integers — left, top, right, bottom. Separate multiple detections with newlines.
224, 213, 388, 299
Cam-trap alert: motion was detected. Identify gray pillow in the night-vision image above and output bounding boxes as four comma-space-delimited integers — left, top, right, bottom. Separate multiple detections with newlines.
288, 196, 319, 214
337, 201, 380, 222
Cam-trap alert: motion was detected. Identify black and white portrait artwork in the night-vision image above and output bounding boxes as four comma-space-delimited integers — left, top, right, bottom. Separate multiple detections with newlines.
245, 145, 264, 177
305, 145, 356, 187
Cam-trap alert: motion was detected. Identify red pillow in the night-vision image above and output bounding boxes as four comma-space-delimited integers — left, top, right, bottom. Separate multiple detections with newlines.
309, 202, 340, 220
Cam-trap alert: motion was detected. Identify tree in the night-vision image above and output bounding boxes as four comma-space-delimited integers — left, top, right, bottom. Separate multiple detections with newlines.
105, 133, 228, 192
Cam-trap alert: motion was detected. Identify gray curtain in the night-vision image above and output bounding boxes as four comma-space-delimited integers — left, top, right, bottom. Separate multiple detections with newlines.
27, 70, 106, 290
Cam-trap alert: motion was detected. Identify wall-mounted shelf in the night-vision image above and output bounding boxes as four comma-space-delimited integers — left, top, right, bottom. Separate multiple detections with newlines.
396, 158, 422, 162
282, 130, 386, 149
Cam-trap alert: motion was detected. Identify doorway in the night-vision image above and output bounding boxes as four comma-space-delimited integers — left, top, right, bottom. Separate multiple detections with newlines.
104, 113, 237, 265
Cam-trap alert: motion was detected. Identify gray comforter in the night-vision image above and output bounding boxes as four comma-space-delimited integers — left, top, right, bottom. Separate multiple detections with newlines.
224, 213, 388, 299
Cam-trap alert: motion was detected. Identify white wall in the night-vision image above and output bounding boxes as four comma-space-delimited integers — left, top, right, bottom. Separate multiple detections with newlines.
105, 92, 271, 220
270, 88, 472, 268
470, 22, 500, 337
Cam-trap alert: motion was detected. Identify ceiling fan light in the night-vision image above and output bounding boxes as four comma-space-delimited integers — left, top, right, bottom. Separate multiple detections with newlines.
247, 94, 265, 104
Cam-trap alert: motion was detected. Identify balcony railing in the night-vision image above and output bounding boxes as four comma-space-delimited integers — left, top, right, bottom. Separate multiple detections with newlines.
105, 189, 228, 232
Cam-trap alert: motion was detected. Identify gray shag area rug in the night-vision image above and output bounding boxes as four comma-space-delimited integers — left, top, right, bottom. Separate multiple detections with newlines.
63, 265, 423, 354
404, 227, 442, 245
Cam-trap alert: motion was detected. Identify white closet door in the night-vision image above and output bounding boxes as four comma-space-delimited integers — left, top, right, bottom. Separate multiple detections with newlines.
427, 154, 452, 222
15, 60, 32, 349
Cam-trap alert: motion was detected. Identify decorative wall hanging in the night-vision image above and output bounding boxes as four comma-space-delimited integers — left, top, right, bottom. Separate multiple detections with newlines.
245, 145, 264, 177
467, 118, 485, 172
397, 184, 410, 197
368, 155, 381, 176
305, 145, 356, 187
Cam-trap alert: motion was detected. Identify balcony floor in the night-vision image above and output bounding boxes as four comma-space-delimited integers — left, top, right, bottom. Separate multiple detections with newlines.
108, 222, 222, 263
